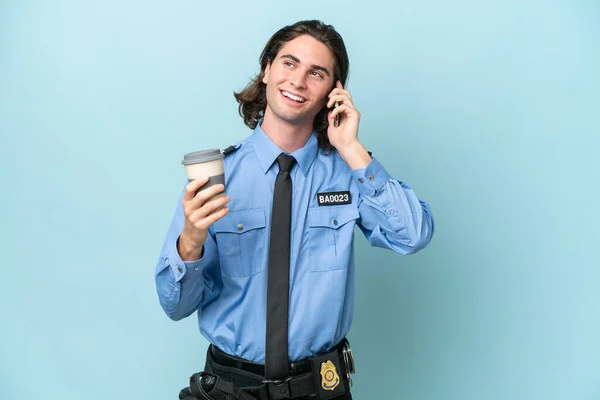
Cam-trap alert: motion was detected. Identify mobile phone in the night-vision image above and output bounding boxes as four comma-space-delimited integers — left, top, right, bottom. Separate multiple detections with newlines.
334, 101, 341, 127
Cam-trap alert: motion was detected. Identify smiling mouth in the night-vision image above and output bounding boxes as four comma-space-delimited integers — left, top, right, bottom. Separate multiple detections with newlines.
280, 90, 306, 103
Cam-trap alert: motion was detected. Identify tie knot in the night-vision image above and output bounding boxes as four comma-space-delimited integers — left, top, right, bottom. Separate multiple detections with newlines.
276, 153, 296, 172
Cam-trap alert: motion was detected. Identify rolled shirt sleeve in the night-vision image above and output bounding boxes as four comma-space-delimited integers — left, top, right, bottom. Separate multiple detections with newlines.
351, 158, 435, 254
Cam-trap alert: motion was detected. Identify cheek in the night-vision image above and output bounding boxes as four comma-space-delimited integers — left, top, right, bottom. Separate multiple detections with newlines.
314, 97, 327, 109
313, 87, 330, 107
268, 66, 288, 80
278, 70, 294, 83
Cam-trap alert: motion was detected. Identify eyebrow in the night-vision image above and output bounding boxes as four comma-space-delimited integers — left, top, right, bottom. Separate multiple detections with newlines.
280, 54, 331, 77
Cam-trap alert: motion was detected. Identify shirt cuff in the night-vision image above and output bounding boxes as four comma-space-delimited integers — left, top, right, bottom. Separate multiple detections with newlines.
351, 158, 392, 196
167, 241, 204, 282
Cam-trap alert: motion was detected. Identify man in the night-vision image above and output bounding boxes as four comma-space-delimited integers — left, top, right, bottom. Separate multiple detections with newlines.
156, 20, 434, 400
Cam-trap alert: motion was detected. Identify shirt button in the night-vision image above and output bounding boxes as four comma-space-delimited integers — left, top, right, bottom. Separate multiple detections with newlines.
358, 178, 365, 183
332, 219, 338, 226
177, 266, 183, 273
369, 174, 375, 181
237, 224, 244, 230
194, 267, 199, 271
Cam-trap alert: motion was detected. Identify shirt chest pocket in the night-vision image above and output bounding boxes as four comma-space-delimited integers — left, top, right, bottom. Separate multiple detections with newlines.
213, 208, 266, 277
307, 205, 360, 271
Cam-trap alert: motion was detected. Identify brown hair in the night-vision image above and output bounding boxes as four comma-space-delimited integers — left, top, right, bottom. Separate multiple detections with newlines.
233, 20, 350, 150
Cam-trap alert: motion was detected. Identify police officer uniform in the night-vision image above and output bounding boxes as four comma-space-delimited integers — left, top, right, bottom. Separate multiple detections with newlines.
155, 123, 435, 399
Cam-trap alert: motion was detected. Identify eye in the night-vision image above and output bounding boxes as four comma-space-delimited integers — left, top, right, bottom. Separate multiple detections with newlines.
310, 71, 324, 79
284, 61, 294, 68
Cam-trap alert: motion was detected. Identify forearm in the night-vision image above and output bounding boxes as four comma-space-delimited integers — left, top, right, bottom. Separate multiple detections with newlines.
156, 230, 220, 320
155, 187, 221, 320
337, 141, 372, 170
355, 158, 435, 254
177, 229, 205, 261
155, 258, 203, 321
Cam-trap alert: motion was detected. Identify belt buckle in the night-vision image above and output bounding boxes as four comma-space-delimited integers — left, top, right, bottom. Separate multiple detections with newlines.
341, 341, 356, 387
262, 377, 292, 400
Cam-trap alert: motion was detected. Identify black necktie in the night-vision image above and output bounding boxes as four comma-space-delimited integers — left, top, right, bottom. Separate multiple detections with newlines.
265, 153, 296, 380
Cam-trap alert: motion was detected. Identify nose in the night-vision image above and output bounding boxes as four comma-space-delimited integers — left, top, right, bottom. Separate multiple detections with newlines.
289, 69, 307, 89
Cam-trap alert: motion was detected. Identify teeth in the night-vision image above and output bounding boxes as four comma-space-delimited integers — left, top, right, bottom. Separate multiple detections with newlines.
282, 91, 305, 103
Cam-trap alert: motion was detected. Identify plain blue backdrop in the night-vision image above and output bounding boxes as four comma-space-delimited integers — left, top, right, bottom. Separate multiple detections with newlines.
1, 1, 599, 399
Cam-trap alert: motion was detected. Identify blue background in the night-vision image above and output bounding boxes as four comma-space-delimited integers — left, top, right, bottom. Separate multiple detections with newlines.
1, 1, 599, 399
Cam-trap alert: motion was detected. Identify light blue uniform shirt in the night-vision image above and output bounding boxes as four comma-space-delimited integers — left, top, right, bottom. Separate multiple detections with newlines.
155, 123, 434, 362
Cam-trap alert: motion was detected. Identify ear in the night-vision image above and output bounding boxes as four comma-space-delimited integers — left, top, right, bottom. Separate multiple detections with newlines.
262, 63, 271, 84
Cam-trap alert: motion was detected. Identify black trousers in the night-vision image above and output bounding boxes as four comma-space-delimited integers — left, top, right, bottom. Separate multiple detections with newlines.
178, 349, 353, 400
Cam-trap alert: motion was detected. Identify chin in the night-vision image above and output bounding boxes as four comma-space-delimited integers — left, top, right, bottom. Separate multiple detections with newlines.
283, 112, 316, 126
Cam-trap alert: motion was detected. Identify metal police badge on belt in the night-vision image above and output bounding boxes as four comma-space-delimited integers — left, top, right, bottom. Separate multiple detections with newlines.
310, 348, 352, 400
320, 360, 340, 390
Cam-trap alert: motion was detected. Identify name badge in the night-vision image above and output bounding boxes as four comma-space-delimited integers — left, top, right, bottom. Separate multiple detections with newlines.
317, 191, 351, 206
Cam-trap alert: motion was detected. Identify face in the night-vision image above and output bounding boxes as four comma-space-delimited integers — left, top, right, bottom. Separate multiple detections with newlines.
262, 34, 336, 128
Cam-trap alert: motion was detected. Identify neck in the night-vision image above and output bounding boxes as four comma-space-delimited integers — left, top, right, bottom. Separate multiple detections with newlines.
260, 109, 314, 153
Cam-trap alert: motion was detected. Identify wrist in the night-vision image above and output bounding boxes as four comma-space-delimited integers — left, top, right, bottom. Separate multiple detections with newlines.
337, 141, 371, 170
178, 230, 206, 261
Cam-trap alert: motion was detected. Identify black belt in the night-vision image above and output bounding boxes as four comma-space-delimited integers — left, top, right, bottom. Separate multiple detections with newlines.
210, 345, 315, 377
205, 339, 355, 400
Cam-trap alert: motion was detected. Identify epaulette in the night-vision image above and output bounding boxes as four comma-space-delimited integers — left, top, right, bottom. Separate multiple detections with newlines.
222, 143, 241, 156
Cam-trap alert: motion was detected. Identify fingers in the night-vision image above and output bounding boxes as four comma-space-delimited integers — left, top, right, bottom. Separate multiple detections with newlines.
184, 177, 209, 201
199, 206, 230, 229
181, 179, 231, 236
327, 93, 354, 109
328, 103, 358, 120
328, 89, 351, 101
183, 182, 228, 218
188, 194, 231, 230
328, 82, 351, 101
188, 183, 226, 208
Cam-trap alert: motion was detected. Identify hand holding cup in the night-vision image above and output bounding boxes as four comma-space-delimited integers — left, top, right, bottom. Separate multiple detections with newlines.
178, 149, 230, 261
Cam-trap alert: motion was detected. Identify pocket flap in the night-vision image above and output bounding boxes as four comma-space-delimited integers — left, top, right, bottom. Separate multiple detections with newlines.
213, 209, 266, 234
308, 205, 359, 229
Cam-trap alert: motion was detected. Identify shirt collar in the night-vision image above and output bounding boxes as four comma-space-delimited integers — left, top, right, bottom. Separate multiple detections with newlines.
251, 122, 318, 175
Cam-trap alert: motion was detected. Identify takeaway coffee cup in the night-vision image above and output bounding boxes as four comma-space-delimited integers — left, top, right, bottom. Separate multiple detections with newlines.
181, 149, 225, 196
